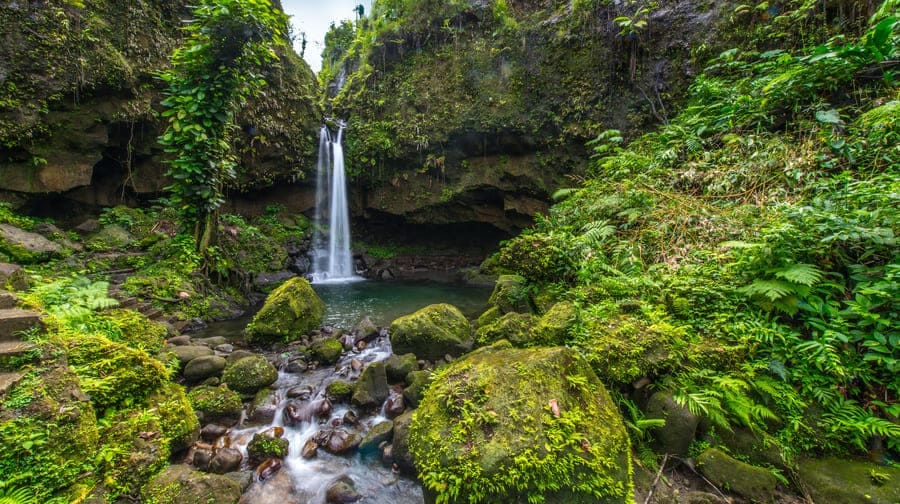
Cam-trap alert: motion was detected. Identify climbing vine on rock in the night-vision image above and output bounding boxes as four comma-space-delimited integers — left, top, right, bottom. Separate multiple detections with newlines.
158, 0, 288, 251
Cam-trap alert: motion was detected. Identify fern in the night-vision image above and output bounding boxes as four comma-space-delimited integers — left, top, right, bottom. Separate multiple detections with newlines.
579, 220, 616, 247
0, 486, 37, 504
770, 263, 823, 286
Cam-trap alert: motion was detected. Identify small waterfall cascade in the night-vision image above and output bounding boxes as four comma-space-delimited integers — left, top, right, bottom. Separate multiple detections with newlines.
311, 124, 357, 283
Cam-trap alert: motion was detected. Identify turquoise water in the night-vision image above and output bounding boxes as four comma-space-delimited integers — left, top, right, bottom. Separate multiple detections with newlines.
313, 279, 492, 327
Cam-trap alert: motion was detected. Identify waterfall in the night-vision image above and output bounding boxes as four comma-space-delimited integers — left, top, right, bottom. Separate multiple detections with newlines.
311, 124, 357, 283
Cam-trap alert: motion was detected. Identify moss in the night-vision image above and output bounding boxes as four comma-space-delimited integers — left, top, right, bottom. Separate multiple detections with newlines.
326, 380, 354, 402
217, 214, 289, 275
247, 433, 289, 462
410, 344, 633, 503
797, 457, 900, 504
311, 337, 343, 365
498, 236, 575, 285
103, 308, 169, 354
187, 385, 243, 423
245, 277, 325, 343
488, 274, 534, 314
141, 464, 241, 504
221, 355, 277, 395
85, 224, 137, 252
533, 301, 576, 345
476, 306, 501, 328
697, 448, 776, 503
475, 311, 538, 347
389, 303, 473, 361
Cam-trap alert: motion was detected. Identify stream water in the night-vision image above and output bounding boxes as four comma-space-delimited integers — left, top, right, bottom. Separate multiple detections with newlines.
192, 280, 491, 503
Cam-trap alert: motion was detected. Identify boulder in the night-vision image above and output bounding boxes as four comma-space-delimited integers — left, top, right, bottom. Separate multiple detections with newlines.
325, 380, 353, 403
697, 448, 776, 503
208, 447, 243, 474
475, 306, 501, 328
246, 389, 278, 425
325, 475, 362, 503
0, 224, 64, 263
169, 345, 215, 369
314, 428, 362, 455
475, 311, 538, 347
221, 355, 277, 395
187, 385, 243, 425
385, 353, 417, 383
534, 301, 576, 344
85, 224, 136, 251
488, 274, 533, 314
247, 433, 289, 463
410, 343, 632, 503
352, 316, 379, 342
389, 304, 472, 361
359, 420, 394, 454
391, 410, 415, 474
245, 277, 325, 343
402, 370, 431, 408
183, 355, 227, 383
141, 464, 241, 504
311, 337, 343, 365
351, 362, 390, 410
645, 391, 699, 456
0, 263, 28, 291
798, 457, 900, 504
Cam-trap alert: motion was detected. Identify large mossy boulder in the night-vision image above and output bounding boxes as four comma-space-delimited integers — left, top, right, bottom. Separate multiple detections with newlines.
0, 223, 65, 263
245, 277, 325, 343
187, 385, 244, 425
351, 361, 390, 410
475, 311, 538, 347
488, 274, 533, 314
410, 343, 633, 503
141, 464, 242, 504
798, 457, 900, 504
645, 391, 699, 457
389, 303, 473, 361
310, 337, 343, 365
221, 355, 278, 395
697, 448, 776, 503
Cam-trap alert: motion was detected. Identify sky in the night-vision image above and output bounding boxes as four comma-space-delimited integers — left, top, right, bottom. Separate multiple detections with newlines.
280, 0, 373, 73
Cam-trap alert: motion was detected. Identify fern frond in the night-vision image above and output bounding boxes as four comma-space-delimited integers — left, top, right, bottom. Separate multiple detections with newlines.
580, 220, 616, 246
770, 263, 823, 286
552, 188, 579, 201
739, 279, 797, 301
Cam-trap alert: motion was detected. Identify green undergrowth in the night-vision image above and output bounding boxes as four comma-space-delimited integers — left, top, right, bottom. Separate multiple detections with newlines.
496, 7, 899, 464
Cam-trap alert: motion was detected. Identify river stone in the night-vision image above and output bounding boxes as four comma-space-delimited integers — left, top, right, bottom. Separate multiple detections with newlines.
352, 316, 379, 341
0, 223, 64, 263
359, 420, 394, 454
645, 391, 699, 456
0, 263, 28, 291
245, 277, 325, 343
246, 389, 278, 425
488, 274, 533, 314
194, 336, 227, 347
326, 380, 353, 403
697, 448, 776, 503
201, 424, 228, 442
167, 335, 192, 346
247, 433, 289, 463
474, 311, 538, 347
326, 475, 362, 503
314, 428, 362, 455
409, 343, 632, 503
385, 353, 417, 383
226, 349, 255, 365
383, 390, 405, 418
184, 355, 227, 382
351, 361, 389, 410
170, 345, 214, 368
208, 447, 243, 474
223, 470, 254, 492
391, 410, 415, 474
389, 303, 472, 361
301, 438, 319, 458
798, 456, 900, 504
221, 355, 277, 394
311, 337, 343, 365
187, 385, 243, 425
402, 370, 431, 408
142, 464, 241, 504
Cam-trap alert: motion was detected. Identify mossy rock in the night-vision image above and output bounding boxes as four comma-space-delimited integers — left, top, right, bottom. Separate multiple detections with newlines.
359, 420, 394, 454
245, 277, 325, 343
221, 355, 277, 395
798, 456, 900, 504
410, 344, 633, 503
150, 382, 200, 453
402, 370, 431, 408
187, 385, 243, 424
475, 311, 538, 347
534, 301, 576, 345
0, 223, 65, 263
325, 379, 353, 403
578, 313, 676, 384
389, 303, 473, 361
141, 464, 241, 504
488, 274, 534, 314
352, 361, 390, 410
104, 308, 169, 354
247, 433, 289, 462
310, 337, 343, 365
645, 391, 699, 457
183, 355, 227, 383
385, 353, 417, 383
86, 224, 137, 251
697, 448, 776, 503
476, 306, 501, 328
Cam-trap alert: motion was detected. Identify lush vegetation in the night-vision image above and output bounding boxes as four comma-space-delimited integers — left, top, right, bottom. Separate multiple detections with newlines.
494, 2, 898, 465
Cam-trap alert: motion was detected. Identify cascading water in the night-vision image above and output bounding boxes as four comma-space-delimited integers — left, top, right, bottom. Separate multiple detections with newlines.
311, 124, 357, 283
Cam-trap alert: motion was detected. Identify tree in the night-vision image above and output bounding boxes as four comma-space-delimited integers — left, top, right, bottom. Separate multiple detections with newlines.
158, 0, 288, 252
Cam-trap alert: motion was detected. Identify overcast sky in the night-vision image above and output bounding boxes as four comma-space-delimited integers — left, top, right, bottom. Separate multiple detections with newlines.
280, 0, 373, 73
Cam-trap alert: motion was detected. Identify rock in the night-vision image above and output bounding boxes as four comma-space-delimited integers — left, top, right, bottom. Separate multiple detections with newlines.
314, 428, 362, 455
247, 433, 289, 463
534, 301, 576, 344
342, 410, 359, 427
170, 345, 215, 369
245, 277, 325, 343
352, 316, 379, 342
311, 337, 343, 365
0, 223, 64, 263
208, 447, 243, 474
0, 263, 27, 291
359, 420, 394, 454
409, 344, 632, 502
283, 398, 332, 425
351, 362, 390, 410
200, 424, 228, 442
246, 389, 278, 425
85, 224, 136, 251
325, 475, 362, 503
215, 343, 234, 354
142, 464, 241, 504
223, 471, 254, 492
167, 335, 193, 346
226, 350, 255, 365
290, 255, 312, 275
383, 389, 405, 418
476, 306, 501, 328
187, 385, 243, 426
285, 357, 307, 373
391, 410, 415, 474
193, 446, 214, 471
389, 303, 473, 361
697, 448, 777, 503
798, 456, 900, 504
645, 391, 699, 456
488, 274, 533, 314
221, 355, 277, 395
286, 385, 313, 400
301, 438, 318, 458
183, 355, 227, 383
256, 458, 282, 481
326, 380, 354, 403
253, 270, 297, 290
193, 336, 227, 347
717, 427, 788, 470
475, 311, 538, 347
74, 219, 101, 234
402, 370, 431, 408
384, 353, 417, 383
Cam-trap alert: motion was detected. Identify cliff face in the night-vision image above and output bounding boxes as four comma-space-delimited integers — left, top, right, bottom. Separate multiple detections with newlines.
0, 0, 320, 216
327, 0, 732, 237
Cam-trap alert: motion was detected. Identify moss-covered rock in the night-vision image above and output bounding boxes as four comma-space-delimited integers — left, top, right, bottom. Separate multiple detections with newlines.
150, 382, 200, 454
183, 355, 228, 383
410, 344, 633, 503
697, 448, 776, 503
403, 370, 432, 408
389, 303, 473, 361
578, 313, 677, 384
534, 301, 576, 345
247, 433, 289, 462
141, 464, 242, 504
359, 420, 394, 454
325, 379, 354, 403
187, 385, 243, 425
221, 355, 277, 395
352, 362, 390, 410
476, 305, 501, 328
310, 337, 343, 364
245, 277, 325, 343
645, 391, 699, 457
85, 224, 137, 251
0, 223, 65, 263
104, 308, 169, 354
475, 311, 538, 347
798, 457, 900, 504
385, 353, 418, 383
488, 274, 534, 314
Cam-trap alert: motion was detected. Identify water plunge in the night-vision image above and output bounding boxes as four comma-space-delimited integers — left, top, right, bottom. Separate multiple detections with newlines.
312, 124, 357, 283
